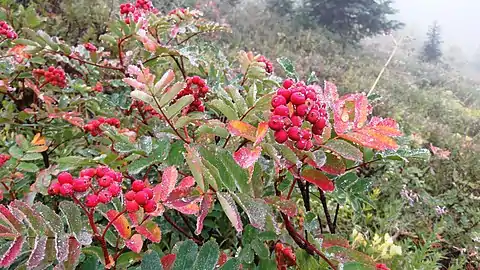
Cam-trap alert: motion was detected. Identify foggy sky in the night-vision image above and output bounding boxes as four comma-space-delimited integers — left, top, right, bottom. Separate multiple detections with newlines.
394, 0, 480, 54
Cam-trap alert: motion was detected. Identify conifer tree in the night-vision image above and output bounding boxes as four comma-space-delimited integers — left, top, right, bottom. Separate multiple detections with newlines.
421, 21, 443, 63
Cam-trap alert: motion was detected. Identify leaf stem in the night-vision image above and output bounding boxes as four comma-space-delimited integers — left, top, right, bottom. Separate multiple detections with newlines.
318, 188, 334, 233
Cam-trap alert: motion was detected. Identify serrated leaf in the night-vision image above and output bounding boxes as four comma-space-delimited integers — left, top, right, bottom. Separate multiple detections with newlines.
232, 193, 269, 230
277, 57, 297, 79
209, 100, 238, 120
63, 237, 81, 270
158, 82, 185, 107
27, 236, 47, 269
10, 200, 47, 235
34, 202, 63, 234
192, 240, 219, 270
172, 240, 198, 270
142, 250, 163, 270
324, 139, 363, 162
217, 192, 243, 232
165, 95, 194, 119
59, 201, 85, 241
0, 237, 24, 268
131, 90, 155, 105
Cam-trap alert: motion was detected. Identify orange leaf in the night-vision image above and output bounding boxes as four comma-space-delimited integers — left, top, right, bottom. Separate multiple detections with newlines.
227, 120, 256, 141
125, 234, 143, 253
106, 210, 131, 239
333, 94, 370, 134
136, 220, 161, 243
233, 146, 262, 169
254, 122, 268, 146
31, 133, 46, 146
301, 169, 335, 192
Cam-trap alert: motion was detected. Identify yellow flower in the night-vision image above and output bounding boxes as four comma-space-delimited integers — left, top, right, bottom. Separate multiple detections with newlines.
389, 244, 402, 257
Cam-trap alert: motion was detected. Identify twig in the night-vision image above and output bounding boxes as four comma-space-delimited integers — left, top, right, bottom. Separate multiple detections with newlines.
170, 55, 186, 80
164, 213, 202, 245
319, 188, 334, 233
332, 203, 340, 234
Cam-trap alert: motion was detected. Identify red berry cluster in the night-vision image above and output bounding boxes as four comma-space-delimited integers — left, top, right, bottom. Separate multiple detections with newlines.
48, 166, 123, 208
127, 100, 160, 119
32, 66, 67, 88
168, 8, 187, 16
120, 3, 136, 15
0, 21, 17, 39
84, 117, 121, 136
124, 180, 157, 213
84, 43, 97, 52
376, 264, 390, 270
176, 76, 209, 113
257, 55, 274, 74
0, 154, 10, 168
119, 0, 156, 24
275, 243, 296, 270
93, 82, 103, 92
135, 0, 154, 11
268, 79, 328, 151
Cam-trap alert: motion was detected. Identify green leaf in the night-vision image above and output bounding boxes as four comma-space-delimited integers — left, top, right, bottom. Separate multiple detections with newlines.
296, 249, 320, 270
59, 201, 85, 241
128, 157, 153, 175
380, 148, 431, 161
343, 262, 374, 270
158, 82, 186, 107
141, 250, 163, 270
226, 86, 248, 115
238, 244, 254, 264
13, 38, 39, 46
165, 95, 195, 119
138, 136, 153, 155
8, 145, 24, 159
192, 240, 220, 270
131, 90, 155, 105
82, 247, 105, 266
324, 139, 363, 162
277, 57, 297, 79
209, 99, 238, 120
114, 141, 137, 154
20, 153, 43, 161
166, 141, 185, 166
18, 162, 39, 173
232, 193, 269, 230
307, 71, 319, 84
172, 240, 198, 270
37, 30, 58, 51
251, 239, 269, 259
219, 258, 240, 270
34, 202, 63, 234
116, 252, 142, 268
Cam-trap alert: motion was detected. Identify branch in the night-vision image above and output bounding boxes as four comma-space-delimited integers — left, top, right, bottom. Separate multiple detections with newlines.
319, 188, 334, 233
164, 212, 202, 245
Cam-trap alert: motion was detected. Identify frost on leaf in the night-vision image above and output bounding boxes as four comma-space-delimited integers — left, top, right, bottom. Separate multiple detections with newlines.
155, 166, 179, 202
233, 193, 269, 230
27, 236, 47, 269
126, 234, 143, 253
301, 169, 335, 192
136, 220, 161, 243
233, 146, 262, 169
195, 192, 214, 235
227, 120, 257, 142
217, 192, 243, 232
106, 210, 132, 239
264, 196, 298, 217
0, 236, 24, 268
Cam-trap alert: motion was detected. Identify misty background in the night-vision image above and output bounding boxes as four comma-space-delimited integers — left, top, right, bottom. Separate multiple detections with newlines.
394, 0, 480, 55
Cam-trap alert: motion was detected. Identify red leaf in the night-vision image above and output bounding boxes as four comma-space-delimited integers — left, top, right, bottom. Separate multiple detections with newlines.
217, 251, 228, 267
154, 166, 178, 202
106, 210, 131, 239
0, 205, 22, 233
195, 192, 214, 235
333, 94, 370, 134
264, 196, 298, 217
320, 234, 350, 249
128, 208, 144, 226
301, 169, 335, 192
233, 146, 262, 169
430, 143, 450, 159
321, 153, 346, 176
0, 236, 24, 267
161, 254, 176, 270
64, 237, 82, 269
27, 236, 47, 269
254, 122, 269, 146
176, 176, 195, 189
136, 220, 161, 243
126, 234, 143, 253
324, 139, 363, 162
0, 224, 16, 238
227, 120, 256, 141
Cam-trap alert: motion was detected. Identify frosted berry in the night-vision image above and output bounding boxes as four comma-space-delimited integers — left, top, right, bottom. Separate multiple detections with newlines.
290, 92, 306, 105
277, 88, 292, 100
108, 182, 122, 197
143, 188, 153, 199
132, 180, 145, 192
271, 95, 287, 108
314, 118, 327, 130
300, 129, 312, 140
134, 191, 149, 205
98, 190, 113, 204
59, 183, 74, 196
126, 200, 140, 212
306, 91, 317, 101
282, 79, 294, 89
307, 110, 320, 124
296, 140, 308, 150
98, 176, 113, 188
125, 190, 136, 201
96, 166, 110, 177
268, 115, 285, 131
48, 182, 61, 195
291, 116, 303, 127
85, 194, 99, 208
274, 130, 289, 143
312, 125, 323, 136
73, 177, 91, 192
295, 104, 308, 117
305, 140, 313, 150
58, 172, 73, 185
143, 200, 157, 213
80, 168, 96, 178
273, 105, 289, 117
287, 127, 301, 141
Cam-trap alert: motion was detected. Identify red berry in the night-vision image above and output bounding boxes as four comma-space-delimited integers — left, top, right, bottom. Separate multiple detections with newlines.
126, 200, 140, 212
296, 104, 308, 117
314, 118, 327, 130
134, 191, 149, 205
57, 172, 73, 185
132, 180, 145, 192
143, 188, 153, 199
273, 105, 289, 117
143, 200, 157, 213
312, 125, 324, 135
306, 91, 317, 101
72, 177, 91, 192
80, 168, 96, 178
108, 182, 122, 197
98, 176, 113, 187
296, 140, 308, 150
291, 116, 303, 127
85, 194, 99, 208
282, 79, 294, 89
271, 95, 287, 108
268, 115, 285, 131
305, 140, 313, 150
277, 88, 292, 100
125, 190, 136, 201
307, 110, 320, 124
59, 183, 74, 196
48, 182, 61, 195
96, 166, 110, 177
287, 127, 301, 141
290, 92, 306, 105
274, 130, 289, 143
98, 190, 113, 204
300, 129, 312, 140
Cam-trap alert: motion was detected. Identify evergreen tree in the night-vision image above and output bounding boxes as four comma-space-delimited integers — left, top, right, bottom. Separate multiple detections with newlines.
421, 21, 443, 63
301, 0, 403, 44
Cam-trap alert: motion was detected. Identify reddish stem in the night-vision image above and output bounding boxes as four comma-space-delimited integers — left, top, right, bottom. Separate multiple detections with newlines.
117, 35, 132, 68
286, 178, 297, 200
102, 209, 128, 239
